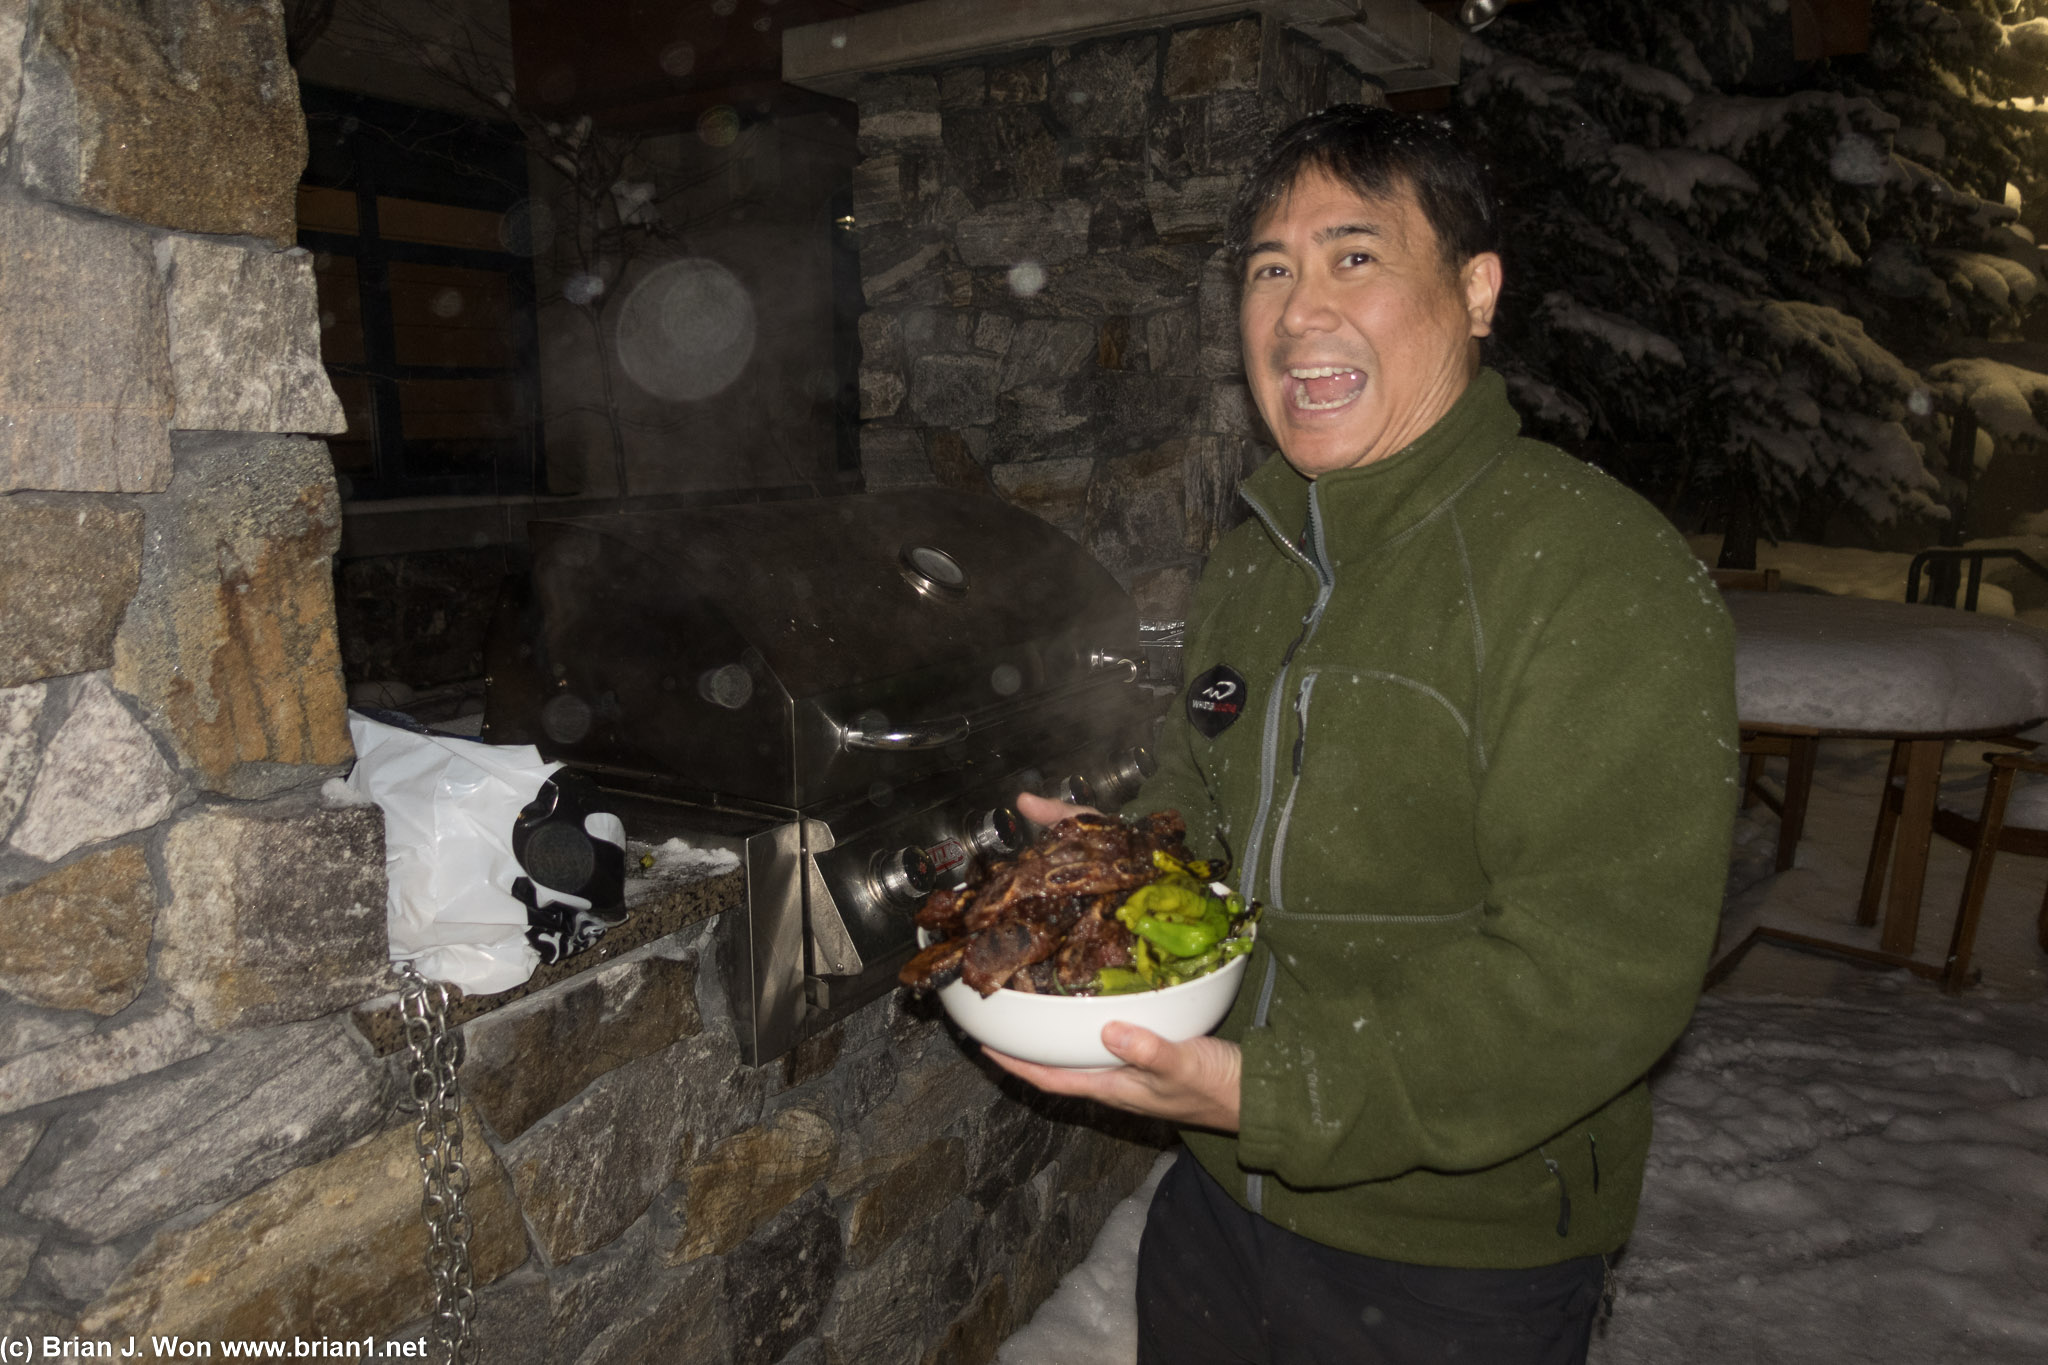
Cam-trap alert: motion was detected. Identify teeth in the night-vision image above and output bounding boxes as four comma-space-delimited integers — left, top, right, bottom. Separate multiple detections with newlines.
1291, 389, 1357, 411
1286, 366, 1364, 410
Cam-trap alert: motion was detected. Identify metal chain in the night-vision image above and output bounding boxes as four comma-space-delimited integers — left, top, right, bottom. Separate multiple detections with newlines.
395, 963, 480, 1365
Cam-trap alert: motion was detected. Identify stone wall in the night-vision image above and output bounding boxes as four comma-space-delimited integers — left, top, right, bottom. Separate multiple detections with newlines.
59, 900, 1162, 1365
0, 4, 1166, 1360
851, 16, 1380, 622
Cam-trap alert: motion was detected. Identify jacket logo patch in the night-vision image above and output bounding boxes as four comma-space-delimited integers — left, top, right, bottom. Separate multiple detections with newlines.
1188, 664, 1249, 738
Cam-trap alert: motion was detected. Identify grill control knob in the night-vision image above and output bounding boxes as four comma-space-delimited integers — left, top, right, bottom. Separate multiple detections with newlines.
1054, 774, 1096, 808
871, 846, 936, 908
969, 806, 1025, 858
1101, 745, 1157, 804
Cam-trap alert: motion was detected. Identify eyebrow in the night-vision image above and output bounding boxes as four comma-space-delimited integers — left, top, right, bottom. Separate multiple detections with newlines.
1242, 222, 1385, 259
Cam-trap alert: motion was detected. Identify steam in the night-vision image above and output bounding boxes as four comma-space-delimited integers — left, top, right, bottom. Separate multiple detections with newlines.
613, 258, 758, 401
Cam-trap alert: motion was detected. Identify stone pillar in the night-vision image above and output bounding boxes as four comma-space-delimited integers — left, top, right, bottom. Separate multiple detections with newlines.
850, 17, 1378, 620
0, 0, 380, 1344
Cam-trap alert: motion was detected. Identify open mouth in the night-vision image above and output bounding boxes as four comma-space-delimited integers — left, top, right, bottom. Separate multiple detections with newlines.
1286, 366, 1367, 412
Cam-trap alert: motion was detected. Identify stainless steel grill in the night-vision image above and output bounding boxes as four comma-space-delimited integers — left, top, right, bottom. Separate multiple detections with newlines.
482, 489, 1159, 1062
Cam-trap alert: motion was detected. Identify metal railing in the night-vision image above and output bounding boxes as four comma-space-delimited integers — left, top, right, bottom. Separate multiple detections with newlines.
1905, 548, 2048, 612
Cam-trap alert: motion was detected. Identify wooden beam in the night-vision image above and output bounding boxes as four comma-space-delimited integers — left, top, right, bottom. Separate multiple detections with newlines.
1790, 0, 1871, 61
509, 0, 865, 121
784, 0, 1462, 96
784, 0, 1267, 94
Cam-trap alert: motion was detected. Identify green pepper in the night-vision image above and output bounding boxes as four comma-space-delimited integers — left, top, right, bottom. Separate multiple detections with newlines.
1127, 915, 1224, 958
1132, 935, 1159, 985
1117, 874, 1231, 959
1155, 946, 1221, 985
1120, 876, 1210, 922
1151, 849, 1225, 882
1094, 967, 1154, 995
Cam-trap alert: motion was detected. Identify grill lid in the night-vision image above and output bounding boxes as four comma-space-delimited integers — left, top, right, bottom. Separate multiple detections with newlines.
483, 489, 1146, 809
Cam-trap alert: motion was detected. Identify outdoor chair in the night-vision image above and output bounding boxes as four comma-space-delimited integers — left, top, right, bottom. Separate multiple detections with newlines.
1905, 546, 2048, 613
1861, 741, 2048, 991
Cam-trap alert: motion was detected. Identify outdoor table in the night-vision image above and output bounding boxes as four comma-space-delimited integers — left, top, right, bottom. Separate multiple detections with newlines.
1728, 593, 2048, 975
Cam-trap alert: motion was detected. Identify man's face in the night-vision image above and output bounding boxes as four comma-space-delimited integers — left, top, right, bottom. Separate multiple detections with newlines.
1238, 169, 1501, 479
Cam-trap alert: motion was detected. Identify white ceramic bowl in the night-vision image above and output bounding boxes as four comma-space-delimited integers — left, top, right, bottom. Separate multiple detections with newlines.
924, 924, 1252, 1069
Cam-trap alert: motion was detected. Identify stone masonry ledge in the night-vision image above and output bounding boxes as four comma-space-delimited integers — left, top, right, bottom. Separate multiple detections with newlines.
350, 864, 742, 1056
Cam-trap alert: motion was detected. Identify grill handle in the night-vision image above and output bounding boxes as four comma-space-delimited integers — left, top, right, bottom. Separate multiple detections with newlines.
837, 658, 1139, 752
839, 717, 974, 751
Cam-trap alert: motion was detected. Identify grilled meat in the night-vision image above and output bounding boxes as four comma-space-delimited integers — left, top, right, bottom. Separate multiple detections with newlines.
914, 885, 973, 937
964, 814, 1162, 930
1005, 960, 1065, 994
899, 809, 1205, 998
1053, 896, 1136, 988
898, 934, 970, 992
960, 919, 1060, 994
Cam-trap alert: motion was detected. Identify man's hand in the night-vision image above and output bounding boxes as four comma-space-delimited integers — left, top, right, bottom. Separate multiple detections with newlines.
1016, 791, 1095, 826
985, 1025, 1242, 1133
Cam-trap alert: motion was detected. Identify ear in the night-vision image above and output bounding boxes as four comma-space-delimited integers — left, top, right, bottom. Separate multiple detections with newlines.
1461, 252, 1503, 339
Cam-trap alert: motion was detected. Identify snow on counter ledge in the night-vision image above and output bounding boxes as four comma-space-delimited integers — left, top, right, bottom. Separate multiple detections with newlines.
624, 836, 741, 904
997, 993, 2048, 1365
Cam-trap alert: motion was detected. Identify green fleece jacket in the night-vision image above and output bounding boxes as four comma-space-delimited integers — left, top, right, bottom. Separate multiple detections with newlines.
1143, 369, 1738, 1269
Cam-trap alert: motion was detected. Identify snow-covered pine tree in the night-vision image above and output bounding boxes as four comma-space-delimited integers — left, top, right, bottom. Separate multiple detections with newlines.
1456, 0, 2048, 566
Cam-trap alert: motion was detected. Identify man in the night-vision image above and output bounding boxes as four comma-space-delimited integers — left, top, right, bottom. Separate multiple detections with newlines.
993, 105, 1737, 1363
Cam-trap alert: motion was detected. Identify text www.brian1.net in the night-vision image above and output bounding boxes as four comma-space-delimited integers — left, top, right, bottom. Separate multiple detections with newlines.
1, 1339, 432, 1360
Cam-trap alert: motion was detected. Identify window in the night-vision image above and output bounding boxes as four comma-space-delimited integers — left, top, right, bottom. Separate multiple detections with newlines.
298, 84, 547, 499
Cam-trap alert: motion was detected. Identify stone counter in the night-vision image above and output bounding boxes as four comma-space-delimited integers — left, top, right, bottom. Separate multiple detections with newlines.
350, 862, 744, 1055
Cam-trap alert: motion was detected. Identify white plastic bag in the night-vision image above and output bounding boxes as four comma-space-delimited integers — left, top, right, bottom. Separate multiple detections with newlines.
346, 711, 554, 994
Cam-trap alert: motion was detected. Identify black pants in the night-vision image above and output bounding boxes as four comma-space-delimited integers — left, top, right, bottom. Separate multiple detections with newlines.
1136, 1150, 1605, 1365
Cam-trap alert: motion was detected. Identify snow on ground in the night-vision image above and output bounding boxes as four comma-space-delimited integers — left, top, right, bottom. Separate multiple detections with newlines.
1003, 998, 2048, 1365
999, 742, 2048, 1364
1596, 995, 2048, 1364
995, 1153, 1171, 1365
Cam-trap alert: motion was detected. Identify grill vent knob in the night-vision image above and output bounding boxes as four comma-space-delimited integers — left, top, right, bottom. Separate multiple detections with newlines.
872, 846, 936, 908
1101, 745, 1157, 804
969, 806, 1025, 858
1055, 775, 1096, 808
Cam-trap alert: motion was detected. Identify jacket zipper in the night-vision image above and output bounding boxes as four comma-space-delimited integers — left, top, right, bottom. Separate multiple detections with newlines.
1236, 486, 1334, 1218
1236, 485, 1335, 912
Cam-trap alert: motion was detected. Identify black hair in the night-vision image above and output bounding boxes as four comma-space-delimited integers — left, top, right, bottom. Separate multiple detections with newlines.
1225, 104, 1500, 273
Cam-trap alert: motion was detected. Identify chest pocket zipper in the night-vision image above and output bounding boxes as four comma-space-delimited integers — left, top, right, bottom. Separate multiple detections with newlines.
1541, 1147, 1572, 1239
1266, 672, 1320, 915
1290, 673, 1312, 777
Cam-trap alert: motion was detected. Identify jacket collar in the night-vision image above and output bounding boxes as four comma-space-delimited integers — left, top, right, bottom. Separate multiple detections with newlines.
1238, 367, 1523, 568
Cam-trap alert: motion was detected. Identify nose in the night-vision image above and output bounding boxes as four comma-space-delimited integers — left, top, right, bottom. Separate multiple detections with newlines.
1277, 270, 1340, 338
